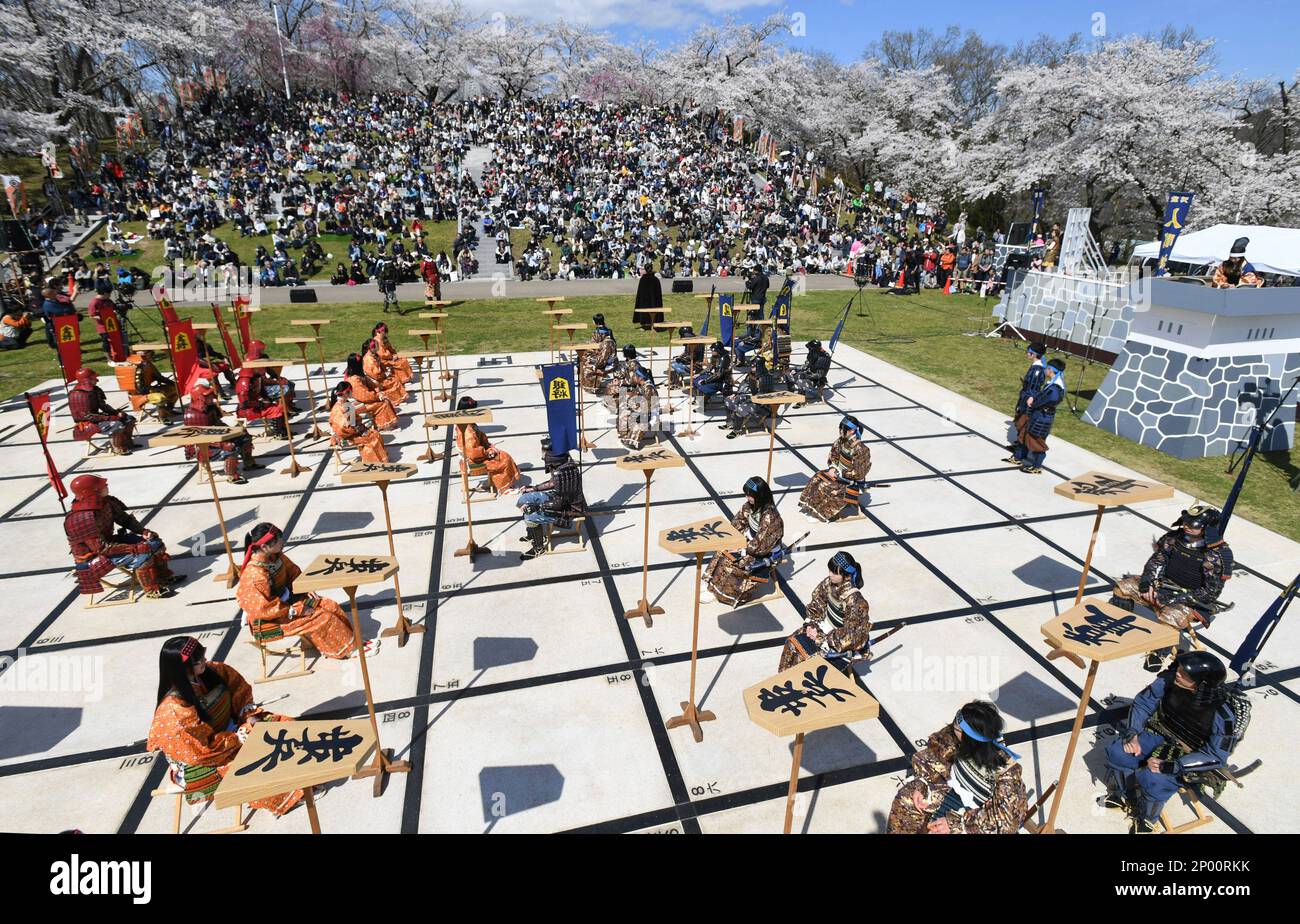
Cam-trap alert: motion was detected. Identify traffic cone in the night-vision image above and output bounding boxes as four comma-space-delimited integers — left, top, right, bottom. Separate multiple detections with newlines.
896, 270, 905, 288
944, 275, 953, 295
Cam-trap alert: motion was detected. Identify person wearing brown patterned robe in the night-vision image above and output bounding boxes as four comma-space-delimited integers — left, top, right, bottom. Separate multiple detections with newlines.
888, 701, 1029, 834
704, 476, 785, 606
602, 344, 641, 413
581, 318, 616, 394
617, 366, 659, 449
779, 551, 873, 671
799, 416, 873, 522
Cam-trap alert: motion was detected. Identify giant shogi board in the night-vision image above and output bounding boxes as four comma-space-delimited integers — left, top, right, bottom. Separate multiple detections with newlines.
0, 343, 1296, 834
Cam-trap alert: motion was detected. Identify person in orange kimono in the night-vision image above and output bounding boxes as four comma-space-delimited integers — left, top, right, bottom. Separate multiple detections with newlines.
344, 353, 398, 430
371, 322, 413, 386
329, 380, 389, 463
455, 395, 521, 494
362, 338, 408, 405
235, 523, 379, 659
147, 636, 303, 817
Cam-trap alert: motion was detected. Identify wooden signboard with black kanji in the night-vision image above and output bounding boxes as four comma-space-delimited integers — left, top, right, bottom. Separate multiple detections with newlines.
293, 553, 399, 594
1041, 598, 1180, 664
745, 656, 880, 738
615, 446, 685, 472
1054, 472, 1175, 507
213, 719, 376, 809
148, 425, 245, 447
340, 461, 418, 484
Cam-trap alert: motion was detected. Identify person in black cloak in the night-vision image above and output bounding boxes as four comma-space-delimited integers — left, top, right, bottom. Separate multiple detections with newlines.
633, 261, 663, 330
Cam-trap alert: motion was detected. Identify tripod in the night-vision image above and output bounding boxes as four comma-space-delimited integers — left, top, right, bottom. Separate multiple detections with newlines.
985, 267, 1030, 341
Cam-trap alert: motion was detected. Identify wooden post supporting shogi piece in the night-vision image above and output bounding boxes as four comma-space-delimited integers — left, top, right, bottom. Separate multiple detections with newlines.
671, 335, 717, 438
659, 515, 746, 743
425, 406, 495, 559
553, 323, 587, 363
148, 424, 248, 587
275, 336, 324, 439
242, 357, 310, 477
537, 299, 570, 363
399, 349, 444, 462
289, 318, 332, 390
416, 311, 452, 383
295, 553, 407, 797
340, 461, 426, 648
752, 391, 806, 481
652, 321, 681, 412
214, 719, 376, 833
694, 290, 716, 316
745, 656, 880, 833
570, 342, 602, 451
407, 332, 448, 401
1029, 598, 1181, 834
1054, 471, 1175, 606
616, 445, 686, 627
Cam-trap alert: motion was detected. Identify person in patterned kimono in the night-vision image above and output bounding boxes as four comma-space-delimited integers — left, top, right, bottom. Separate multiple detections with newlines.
602, 343, 643, 413
779, 551, 873, 671
516, 438, 587, 561
799, 415, 873, 521
370, 322, 413, 387
1111, 505, 1234, 672
236, 522, 377, 659
64, 473, 180, 599
362, 337, 408, 405
617, 365, 659, 449
344, 353, 398, 430
703, 476, 786, 606
329, 380, 389, 463
147, 636, 302, 817
69, 367, 136, 454
1011, 356, 1065, 474
183, 383, 258, 484
887, 701, 1029, 834
455, 396, 521, 494
1004, 342, 1046, 465
581, 317, 616, 394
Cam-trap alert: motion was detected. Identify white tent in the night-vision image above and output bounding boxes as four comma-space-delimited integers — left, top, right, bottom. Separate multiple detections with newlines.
1131, 223, 1300, 276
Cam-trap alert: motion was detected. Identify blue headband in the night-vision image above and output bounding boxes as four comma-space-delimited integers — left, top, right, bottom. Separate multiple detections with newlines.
957, 716, 1020, 761
840, 416, 863, 437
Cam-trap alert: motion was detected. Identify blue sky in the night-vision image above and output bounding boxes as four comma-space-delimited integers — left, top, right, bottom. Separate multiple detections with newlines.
472, 0, 1297, 82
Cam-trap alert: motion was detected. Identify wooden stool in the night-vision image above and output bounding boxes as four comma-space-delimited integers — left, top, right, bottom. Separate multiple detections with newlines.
244, 635, 315, 684
331, 441, 359, 474
151, 781, 248, 834
82, 432, 114, 456
546, 517, 587, 554
1158, 786, 1215, 834
82, 565, 142, 609
462, 462, 498, 502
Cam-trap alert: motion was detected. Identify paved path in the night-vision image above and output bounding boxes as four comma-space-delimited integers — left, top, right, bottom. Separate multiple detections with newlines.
462, 145, 507, 278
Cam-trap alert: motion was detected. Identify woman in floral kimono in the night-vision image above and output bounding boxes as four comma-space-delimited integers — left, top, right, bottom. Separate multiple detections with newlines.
454, 396, 521, 494
799, 416, 872, 522
344, 353, 398, 430
235, 523, 378, 659
887, 701, 1029, 834
361, 338, 408, 405
779, 551, 873, 671
147, 636, 302, 816
704, 476, 785, 606
329, 380, 389, 463
371, 322, 413, 386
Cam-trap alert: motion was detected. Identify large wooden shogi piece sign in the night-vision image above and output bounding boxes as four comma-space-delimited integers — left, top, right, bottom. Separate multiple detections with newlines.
214, 719, 376, 833
745, 656, 880, 834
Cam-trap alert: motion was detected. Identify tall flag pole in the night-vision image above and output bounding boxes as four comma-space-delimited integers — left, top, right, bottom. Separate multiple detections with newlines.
26, 392, 67, 513
828, 297, 853, 355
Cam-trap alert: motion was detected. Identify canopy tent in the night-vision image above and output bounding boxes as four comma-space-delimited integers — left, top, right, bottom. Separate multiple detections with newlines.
1132, 223, 1300, 277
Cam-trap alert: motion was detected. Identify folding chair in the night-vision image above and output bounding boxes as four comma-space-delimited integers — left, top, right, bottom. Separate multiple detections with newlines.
546, 516, 588, 554
245, 624, 315, 684
82, 564, 142, 609
151, 779, 247, 834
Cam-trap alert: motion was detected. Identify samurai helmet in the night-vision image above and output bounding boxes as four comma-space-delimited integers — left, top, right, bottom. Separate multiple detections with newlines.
1174, 651, 1227, 706
1173, 504, 1220, 533
74, 367, 99, 386
246, 340, 267, 359
70, 473, 108, 500
456, 395, 478, 411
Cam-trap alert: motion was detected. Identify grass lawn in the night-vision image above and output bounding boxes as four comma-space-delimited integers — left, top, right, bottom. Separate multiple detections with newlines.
4, 286, 1296, 541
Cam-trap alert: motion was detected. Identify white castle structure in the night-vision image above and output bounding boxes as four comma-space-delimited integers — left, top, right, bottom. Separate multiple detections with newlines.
1082, 278, 1300, 459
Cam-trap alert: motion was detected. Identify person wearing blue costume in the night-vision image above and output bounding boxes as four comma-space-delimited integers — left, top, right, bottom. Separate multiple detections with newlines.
1012, 356, 1065, 474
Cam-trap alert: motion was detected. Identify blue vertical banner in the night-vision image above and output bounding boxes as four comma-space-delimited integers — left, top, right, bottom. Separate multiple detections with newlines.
541, 362, 578, 455
1031, 187, 1046, 236
718, 293, 735, 347
1154, 191, 1194, 277
699, 285, 714, 336
828, 299, 852, 354
770, 277, 793, 333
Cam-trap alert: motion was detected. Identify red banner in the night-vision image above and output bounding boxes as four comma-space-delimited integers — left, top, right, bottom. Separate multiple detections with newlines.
53, 314, 81, 381
166, 319, 198, 394
211, 303, 242, 369
101, 309, 127, 362
25, 392, 67, 504
154, 291, 180, 326
231, 296, 252, 355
